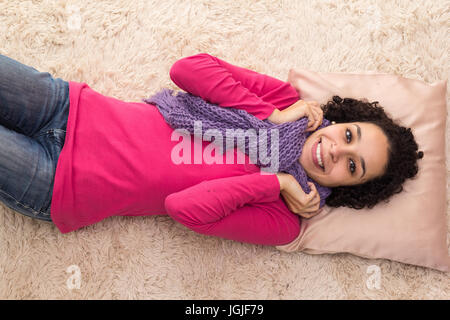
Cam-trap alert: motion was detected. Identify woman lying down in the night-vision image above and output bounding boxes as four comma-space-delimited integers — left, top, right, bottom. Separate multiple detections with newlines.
0, 53, 423, 246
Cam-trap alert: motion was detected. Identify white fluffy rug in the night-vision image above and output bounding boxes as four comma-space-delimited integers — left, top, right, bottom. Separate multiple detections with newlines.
0, 0, 448, 299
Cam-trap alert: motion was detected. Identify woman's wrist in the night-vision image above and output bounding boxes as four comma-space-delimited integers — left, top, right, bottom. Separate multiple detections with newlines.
267, 109, 282, 124
276, 173, 286, 191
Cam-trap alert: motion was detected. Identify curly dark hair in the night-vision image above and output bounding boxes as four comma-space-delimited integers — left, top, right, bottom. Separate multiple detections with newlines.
321, 96, 424, 210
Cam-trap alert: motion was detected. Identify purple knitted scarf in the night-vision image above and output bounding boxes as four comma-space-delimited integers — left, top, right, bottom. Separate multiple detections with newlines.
143, 89, 332, 208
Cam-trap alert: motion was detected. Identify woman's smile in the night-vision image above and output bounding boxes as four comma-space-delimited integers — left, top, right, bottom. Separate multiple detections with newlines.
311, 137, 325, 172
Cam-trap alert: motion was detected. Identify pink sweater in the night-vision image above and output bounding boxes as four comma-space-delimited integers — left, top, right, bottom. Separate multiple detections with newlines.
50, 53, 302, 245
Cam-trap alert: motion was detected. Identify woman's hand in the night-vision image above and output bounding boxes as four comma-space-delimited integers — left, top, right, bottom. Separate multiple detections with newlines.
268, 100, 323, 132
276, 173, 323, 218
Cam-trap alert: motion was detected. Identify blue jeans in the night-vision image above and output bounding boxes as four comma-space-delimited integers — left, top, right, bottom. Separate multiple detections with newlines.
0, 54, 70, 223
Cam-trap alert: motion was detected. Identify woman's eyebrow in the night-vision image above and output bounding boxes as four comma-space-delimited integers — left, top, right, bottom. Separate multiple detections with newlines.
353, 124, 366, 179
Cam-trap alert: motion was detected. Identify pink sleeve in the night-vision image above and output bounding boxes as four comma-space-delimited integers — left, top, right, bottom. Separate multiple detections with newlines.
169, 53, 300, 120
164, 172, 301, 246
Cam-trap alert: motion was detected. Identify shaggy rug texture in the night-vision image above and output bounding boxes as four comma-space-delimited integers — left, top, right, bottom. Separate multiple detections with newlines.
0, 0, 448, 299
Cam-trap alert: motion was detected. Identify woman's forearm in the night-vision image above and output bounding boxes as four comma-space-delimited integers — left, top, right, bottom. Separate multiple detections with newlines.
169, 53, 300, 120
163, 173, 300, 246
267, 108, 282, 124
276, 172, 289, 191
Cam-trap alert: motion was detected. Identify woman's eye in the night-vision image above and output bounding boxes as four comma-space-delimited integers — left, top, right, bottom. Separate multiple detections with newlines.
349, 159, 356, 174
346, 129, 356, 175
346, 128, 352, 142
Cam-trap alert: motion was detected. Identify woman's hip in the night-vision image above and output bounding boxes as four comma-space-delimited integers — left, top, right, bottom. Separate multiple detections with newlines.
0, 53, 70, 222
0, 125, 65, 222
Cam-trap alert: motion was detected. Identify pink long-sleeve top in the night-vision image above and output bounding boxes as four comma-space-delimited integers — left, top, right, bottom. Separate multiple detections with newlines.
50, 53, 302, 245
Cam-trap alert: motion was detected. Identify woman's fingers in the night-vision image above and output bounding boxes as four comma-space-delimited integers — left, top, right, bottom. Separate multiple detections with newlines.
279, 177, 322, 218
307, 111, 318, 130
307, 107, 317, 124
282, 184, 320, 215
306, 107, 323, 132
301, 184, 321, 212
298, 207, 323, 219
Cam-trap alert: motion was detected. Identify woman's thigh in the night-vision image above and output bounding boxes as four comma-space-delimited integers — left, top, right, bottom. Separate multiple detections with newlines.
0, 124, 64, 222
0, 53, 69, 138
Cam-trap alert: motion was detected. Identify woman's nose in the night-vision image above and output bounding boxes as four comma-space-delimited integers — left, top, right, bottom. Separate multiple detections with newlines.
330, 143, 353, 162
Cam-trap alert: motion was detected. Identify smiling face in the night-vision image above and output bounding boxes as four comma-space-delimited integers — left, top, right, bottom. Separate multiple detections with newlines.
299, 121, 390, 187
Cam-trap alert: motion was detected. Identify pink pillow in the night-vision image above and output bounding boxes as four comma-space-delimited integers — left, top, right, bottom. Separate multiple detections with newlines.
275, 68, 450, 272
